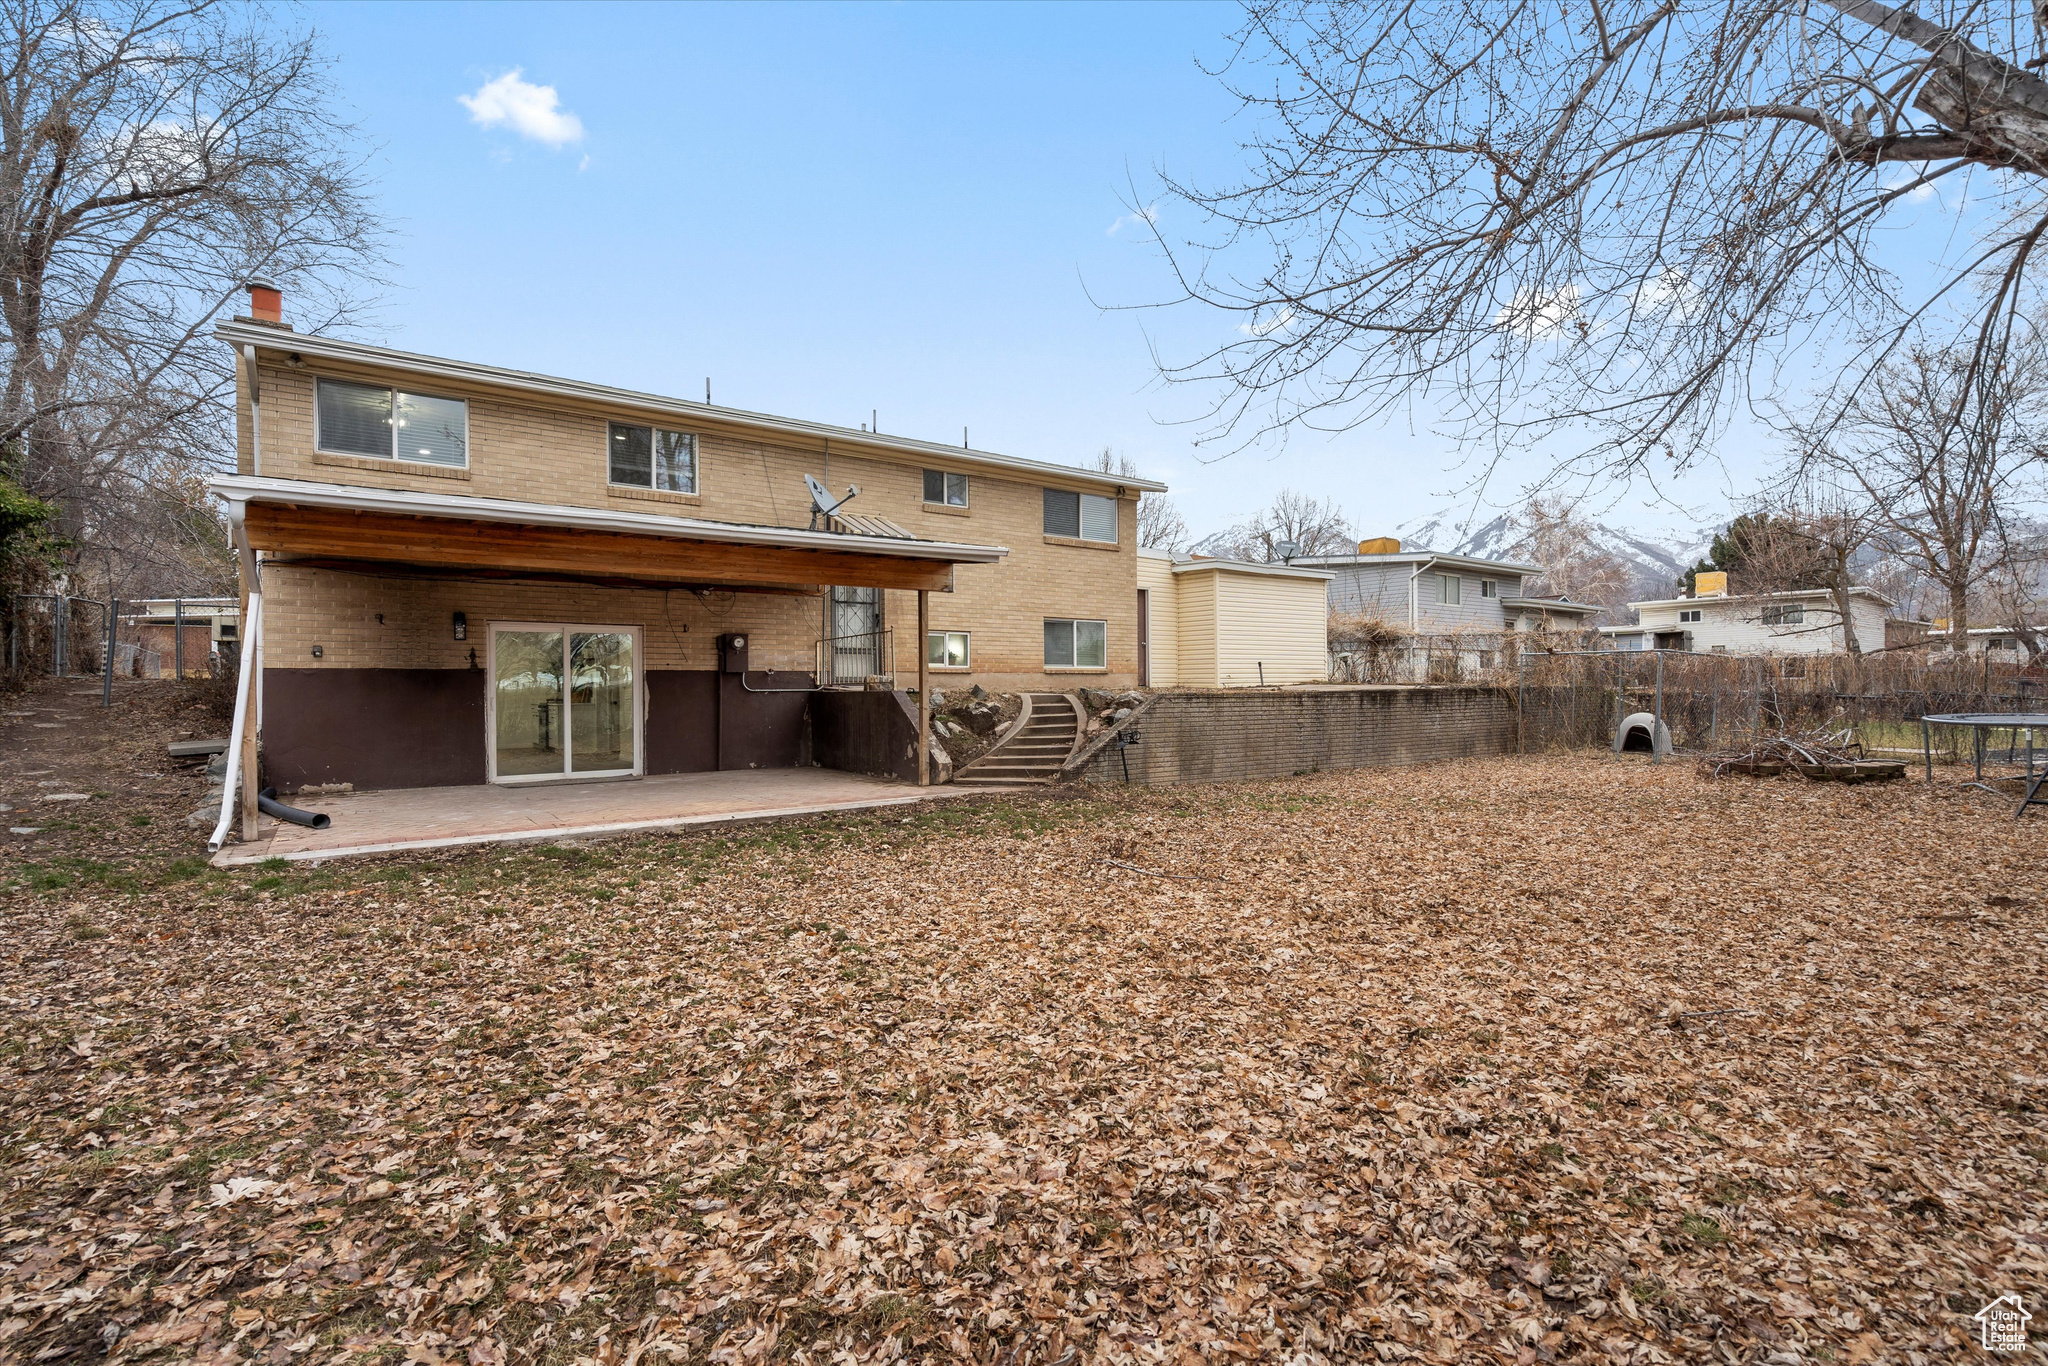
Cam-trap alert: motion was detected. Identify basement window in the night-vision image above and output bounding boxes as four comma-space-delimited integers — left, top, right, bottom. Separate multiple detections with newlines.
1044, 489, 1118, 543
316, 378, 468, 467
927, 631, 970, 668
609, 423, 697, 493
1044, 618, 1107, 669
923, 470, 968, 507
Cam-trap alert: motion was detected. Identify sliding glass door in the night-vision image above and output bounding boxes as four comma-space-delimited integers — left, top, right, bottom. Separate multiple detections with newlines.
489, 623, 640, 781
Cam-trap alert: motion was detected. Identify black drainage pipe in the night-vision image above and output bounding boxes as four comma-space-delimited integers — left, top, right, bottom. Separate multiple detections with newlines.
258, 786, 331, 831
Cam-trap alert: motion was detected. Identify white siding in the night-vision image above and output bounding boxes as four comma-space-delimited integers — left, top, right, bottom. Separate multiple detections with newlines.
1208, 569, 1330, 686
1137, 551, 1179, 687
1175, 571, 1221, 688
1641, 594, 1891, 654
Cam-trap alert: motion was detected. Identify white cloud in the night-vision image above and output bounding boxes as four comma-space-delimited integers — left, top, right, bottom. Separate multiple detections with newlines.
1237, 307, 1296, 337
1496, 284, 1585, 340
1108, 204, 1159, 236
1877, 166, 1937, 204
459, 69, 585, 149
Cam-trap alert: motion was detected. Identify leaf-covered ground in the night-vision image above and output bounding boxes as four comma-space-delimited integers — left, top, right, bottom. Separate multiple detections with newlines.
2, 680, 2045, 1364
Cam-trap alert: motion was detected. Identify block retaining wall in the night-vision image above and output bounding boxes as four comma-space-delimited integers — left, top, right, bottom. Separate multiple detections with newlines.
1068, 686, 1514, 786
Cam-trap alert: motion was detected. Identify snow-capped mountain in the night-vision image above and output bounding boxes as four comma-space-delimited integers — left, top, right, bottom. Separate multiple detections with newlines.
1393, 507, 1717, 599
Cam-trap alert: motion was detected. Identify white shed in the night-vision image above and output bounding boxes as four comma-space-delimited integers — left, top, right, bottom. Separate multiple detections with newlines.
1137, 550, 1333, 687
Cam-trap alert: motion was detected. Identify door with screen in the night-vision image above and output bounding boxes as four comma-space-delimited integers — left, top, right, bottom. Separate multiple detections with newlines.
826, 586, 884, 683
490, 623, 641, 780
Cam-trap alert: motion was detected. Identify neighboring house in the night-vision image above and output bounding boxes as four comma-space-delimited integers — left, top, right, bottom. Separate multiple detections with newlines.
122, 598, 239, 678
1601, 574, 1892, 653
1293, 539, 1603, 634
1136, 550, 1333, 687
215, 284, 1163, 792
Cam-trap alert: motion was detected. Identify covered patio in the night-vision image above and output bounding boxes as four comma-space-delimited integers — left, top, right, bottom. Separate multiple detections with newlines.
204, 476, 1009, 853
215, 766, 1008, 865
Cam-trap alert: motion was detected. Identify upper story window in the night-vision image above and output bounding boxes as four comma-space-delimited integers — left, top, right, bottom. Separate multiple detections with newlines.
609, 423, 696, 493
1044, 488, 1117, 542
317, 378, 468, 468
1762, 604, 1804, 626
1436, 573, 1461, 605
1678, 608, 1702, 623
923, 470, 968, 507
1479, 579, 1497, 599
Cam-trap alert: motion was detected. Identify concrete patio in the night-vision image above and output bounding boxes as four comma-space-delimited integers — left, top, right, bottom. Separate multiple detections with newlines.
215, 768, 1004, 866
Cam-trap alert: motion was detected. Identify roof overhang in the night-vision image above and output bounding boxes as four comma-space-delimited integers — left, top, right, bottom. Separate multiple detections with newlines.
1500, 596, 1602, 615
218, 321, 1167, 496
213, 475, 1008, 594
1629, 587, 1895, 611
1292, 551, 1544, 576
1172, 558, 1335, 581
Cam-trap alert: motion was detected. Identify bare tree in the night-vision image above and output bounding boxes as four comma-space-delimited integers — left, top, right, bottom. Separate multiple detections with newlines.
1790, 330, 2048, 648
1147, 0, 2048, 480
1508, 496, 1632, 612
1735, 489, 1882, 653
1092, 448, 1190, 551
0, 0, 384, 600
1978, 514, 2048, 660
1200, 487, 1352, 560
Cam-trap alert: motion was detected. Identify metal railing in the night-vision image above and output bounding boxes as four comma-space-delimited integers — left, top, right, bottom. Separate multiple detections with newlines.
816, 628, 894, 686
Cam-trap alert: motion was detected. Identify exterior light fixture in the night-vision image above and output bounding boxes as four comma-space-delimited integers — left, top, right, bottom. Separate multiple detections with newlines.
453, 611, 467, 641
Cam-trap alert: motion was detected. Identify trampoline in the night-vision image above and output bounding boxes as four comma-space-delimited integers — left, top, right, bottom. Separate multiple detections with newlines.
1919, 713, 2048, 819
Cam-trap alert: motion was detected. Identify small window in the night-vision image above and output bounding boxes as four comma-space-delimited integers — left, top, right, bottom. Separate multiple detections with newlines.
1437, 573, 1461, 605
1762, 605, 1804, 626
609, 423, 696, 493
317, 378, 468, 467
927, 630, 970, 667
1044, 489, 1117, 542
1678, 609, 1702, 623
1479, 579, 1497, 599
1044, 618, 1107, 668
923, 470, 968, 507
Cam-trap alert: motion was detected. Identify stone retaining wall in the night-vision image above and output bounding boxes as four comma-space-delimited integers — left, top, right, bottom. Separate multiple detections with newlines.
1069, 686, 1513, 786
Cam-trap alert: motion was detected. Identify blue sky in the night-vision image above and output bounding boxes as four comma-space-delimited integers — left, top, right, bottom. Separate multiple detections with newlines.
299, 2, 1973, 545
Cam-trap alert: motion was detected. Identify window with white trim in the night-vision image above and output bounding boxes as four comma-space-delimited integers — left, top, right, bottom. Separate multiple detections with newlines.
1678, 609, 1702, 623
609, 423, 696, 493
1436, 573, 1461, 605
923, 470, 968, 506
1043, 489, 1118, 542
1044, 618, 1107, 668
317, 378, 468, 467
1762, 604, 1804, 625
927, 631, 970, 668
1479, 579, 1497, 598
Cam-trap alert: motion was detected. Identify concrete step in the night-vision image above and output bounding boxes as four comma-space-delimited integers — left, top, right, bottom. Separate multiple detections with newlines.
953, 774, 1050, 786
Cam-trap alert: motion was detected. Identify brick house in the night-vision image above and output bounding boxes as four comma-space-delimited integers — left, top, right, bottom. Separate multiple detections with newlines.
212, 285, 1162, 813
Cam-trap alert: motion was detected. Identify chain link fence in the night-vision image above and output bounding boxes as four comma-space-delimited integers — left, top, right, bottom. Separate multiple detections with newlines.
1514, 648, 2046, 762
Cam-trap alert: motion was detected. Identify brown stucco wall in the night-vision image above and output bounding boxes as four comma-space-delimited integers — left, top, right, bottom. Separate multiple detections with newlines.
1071, 686, 1514, 786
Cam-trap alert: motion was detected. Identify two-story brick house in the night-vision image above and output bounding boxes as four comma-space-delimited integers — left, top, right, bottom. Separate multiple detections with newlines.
211, 285, 1162, 817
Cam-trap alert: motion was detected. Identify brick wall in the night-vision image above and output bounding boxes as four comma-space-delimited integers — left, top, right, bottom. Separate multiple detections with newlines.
238, 357, 1143, 689
1072, 686, 1513, 786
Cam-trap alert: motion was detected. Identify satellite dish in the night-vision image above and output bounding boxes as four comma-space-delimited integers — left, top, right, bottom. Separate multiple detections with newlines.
805, 474, 860, 529
1274, 539, 1303, 561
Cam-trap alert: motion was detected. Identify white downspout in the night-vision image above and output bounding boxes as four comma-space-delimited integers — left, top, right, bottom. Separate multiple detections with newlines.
1407, 557, 1437, 629
209, 504, 262, 852
243, 344, 261, 477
